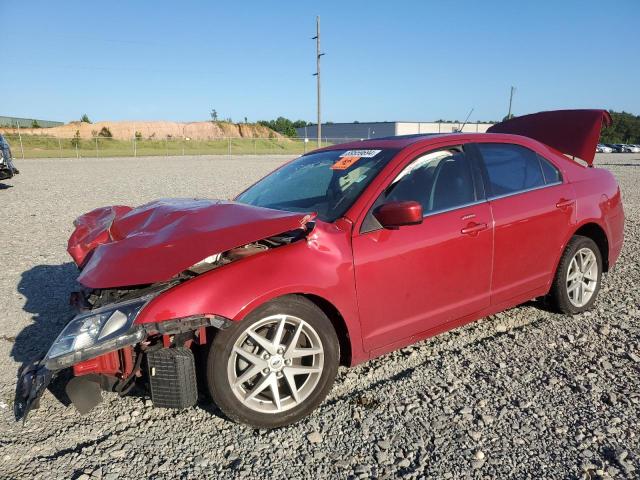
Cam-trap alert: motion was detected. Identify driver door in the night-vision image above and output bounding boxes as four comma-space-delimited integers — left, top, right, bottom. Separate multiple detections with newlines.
352, 145, 493, 353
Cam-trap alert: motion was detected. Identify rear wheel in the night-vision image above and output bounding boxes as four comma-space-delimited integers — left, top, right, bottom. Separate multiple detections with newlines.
207, 296, 339, 428
548, 235, 602, 314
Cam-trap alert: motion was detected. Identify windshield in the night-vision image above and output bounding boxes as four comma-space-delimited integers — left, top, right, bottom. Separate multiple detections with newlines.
236, 148, 397, 222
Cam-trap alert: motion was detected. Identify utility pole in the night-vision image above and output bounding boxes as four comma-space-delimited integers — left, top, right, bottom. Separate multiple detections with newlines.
312, 16, 325, 147
507, 86, 516, 119
15, 121, 25, 159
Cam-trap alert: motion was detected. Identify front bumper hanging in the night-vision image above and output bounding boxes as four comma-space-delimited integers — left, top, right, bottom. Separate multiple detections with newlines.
14, 313, 233, 423
14, 360, 53, 423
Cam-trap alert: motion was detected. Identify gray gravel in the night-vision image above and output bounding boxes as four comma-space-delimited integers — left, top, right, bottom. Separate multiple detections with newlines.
1, 153, 639, 479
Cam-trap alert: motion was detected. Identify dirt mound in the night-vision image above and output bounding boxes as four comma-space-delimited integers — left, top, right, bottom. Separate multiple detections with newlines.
0, 121, 282, 140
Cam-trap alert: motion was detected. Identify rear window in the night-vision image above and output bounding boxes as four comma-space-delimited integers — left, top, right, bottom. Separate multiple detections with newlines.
478, 143, 559, 197
538, 154, 562, 184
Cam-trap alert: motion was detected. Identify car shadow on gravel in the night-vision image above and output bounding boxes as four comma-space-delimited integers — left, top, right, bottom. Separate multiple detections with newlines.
521, 298, 557, 313
12, 262, 79, 363
10, 263, 80, 408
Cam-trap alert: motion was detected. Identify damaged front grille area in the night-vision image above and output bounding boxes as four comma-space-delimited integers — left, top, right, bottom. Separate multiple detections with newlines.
185, 225, 313, 276
83, 279, 183, 310
42, 224, 314, 420
70, 223, 315, 310
60, 283, 233, 418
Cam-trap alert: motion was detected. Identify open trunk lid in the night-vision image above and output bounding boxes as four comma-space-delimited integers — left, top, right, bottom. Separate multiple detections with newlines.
487, 109, 612, 166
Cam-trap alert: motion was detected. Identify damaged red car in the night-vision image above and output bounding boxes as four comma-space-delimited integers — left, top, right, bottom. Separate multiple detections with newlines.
15, 110, 624, 428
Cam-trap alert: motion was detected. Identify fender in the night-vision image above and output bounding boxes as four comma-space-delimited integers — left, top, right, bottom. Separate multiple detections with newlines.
572, 169, 624, 265
547, 171, 624, 286
135, 221, 368, 365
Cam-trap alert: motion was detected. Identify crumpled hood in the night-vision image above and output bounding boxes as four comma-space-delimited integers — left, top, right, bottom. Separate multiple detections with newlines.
68, 198, 311, 288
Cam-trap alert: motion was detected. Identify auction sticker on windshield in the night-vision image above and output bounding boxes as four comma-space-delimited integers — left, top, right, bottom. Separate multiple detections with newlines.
332, 156, 361, 170
340, 150, 381, 158
331, 150, 381, 170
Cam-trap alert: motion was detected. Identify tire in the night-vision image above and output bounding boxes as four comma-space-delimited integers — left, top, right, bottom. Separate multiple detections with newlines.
548, 235, 603, 314
206, 295, 339, 428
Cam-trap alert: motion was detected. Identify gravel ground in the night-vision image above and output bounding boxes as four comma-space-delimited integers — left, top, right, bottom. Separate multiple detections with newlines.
0, 153, 638, 479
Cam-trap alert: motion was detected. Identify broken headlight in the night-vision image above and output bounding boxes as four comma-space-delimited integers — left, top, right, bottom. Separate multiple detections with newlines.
44, 297, 150, 370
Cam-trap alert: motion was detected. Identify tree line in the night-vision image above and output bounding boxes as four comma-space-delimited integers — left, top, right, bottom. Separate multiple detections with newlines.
257, 117, 311, 137
601, 111, 640, 144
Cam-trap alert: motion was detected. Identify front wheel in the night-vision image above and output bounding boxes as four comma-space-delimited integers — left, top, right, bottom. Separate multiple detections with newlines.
207, 296, 339, 428
548, 235, 603, 314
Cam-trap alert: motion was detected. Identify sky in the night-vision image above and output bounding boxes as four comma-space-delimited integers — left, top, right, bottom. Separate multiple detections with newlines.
1, 0, 638, 124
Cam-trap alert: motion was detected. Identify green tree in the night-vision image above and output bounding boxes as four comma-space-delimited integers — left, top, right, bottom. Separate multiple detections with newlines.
81, 114, 91, 123
210, 109, 218, 122
31, 120, 41, 128
98, 126, 112, 138
601, 111, 640, 144
71, 130, 81, 147
258, 117, 297, 137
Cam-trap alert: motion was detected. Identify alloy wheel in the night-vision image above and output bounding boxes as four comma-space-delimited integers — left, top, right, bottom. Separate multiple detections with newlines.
227, 314, 324, 414
566, 247, 598, 307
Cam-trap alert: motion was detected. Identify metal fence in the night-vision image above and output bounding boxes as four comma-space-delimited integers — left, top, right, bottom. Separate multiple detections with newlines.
0, 116, 64, 129
2, 133, 366, 159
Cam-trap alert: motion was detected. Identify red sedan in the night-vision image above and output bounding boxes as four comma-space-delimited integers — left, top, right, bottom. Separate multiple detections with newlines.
16, 110, 624, 428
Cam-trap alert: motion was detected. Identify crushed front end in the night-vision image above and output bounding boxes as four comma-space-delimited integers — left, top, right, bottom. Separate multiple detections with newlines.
15, 199, 315, 423
15, 280, 231, 422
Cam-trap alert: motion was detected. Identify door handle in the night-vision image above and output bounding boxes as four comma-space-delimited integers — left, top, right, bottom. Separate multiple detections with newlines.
461, 222, 488, 236
556, 198, 575, 209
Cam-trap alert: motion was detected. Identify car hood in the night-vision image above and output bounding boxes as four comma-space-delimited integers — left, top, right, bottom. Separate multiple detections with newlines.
68, 198, 312, 288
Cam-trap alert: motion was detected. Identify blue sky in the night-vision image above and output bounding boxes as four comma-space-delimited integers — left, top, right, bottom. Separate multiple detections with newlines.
2, 1, 638, 123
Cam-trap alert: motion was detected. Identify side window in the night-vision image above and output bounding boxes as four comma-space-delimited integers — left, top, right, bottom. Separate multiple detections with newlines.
477, 143, 545, 197
361, 147, 477, 232
538, 154, 562, 184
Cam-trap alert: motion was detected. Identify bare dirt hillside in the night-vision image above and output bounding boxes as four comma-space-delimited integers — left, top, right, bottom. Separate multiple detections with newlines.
0, 121, 282, 140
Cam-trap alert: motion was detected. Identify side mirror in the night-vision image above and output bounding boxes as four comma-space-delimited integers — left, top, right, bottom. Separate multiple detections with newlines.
373, 201, 423, 229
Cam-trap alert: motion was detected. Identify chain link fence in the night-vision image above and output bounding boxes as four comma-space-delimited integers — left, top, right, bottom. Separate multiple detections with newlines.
2, 133, 365, 159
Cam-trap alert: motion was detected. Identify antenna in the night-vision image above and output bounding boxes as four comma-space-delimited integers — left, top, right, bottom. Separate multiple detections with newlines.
458, 108, 474, 132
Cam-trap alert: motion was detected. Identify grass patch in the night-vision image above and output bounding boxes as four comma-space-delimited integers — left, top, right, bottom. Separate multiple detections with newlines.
3, 134, 336, 158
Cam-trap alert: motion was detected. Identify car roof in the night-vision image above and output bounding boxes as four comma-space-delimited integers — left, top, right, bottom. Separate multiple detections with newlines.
313, 132, 540, 152
312, 132, 584, 171
314, 133, 479, 151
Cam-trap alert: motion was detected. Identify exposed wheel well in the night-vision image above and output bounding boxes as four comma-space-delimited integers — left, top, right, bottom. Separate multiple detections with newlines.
215, 294, 352, 366
299, 294, 352, 366
574, 223, 609, 271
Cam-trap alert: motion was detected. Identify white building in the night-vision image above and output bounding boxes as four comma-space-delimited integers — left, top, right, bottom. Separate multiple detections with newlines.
296, 121, 494, 141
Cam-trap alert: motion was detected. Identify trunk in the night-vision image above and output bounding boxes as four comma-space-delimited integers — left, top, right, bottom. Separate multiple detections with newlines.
488, 109, 612, 165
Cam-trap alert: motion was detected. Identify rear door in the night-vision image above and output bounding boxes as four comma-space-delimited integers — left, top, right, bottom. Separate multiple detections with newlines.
352, 144, 493, 352
475, 142, 576, 304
